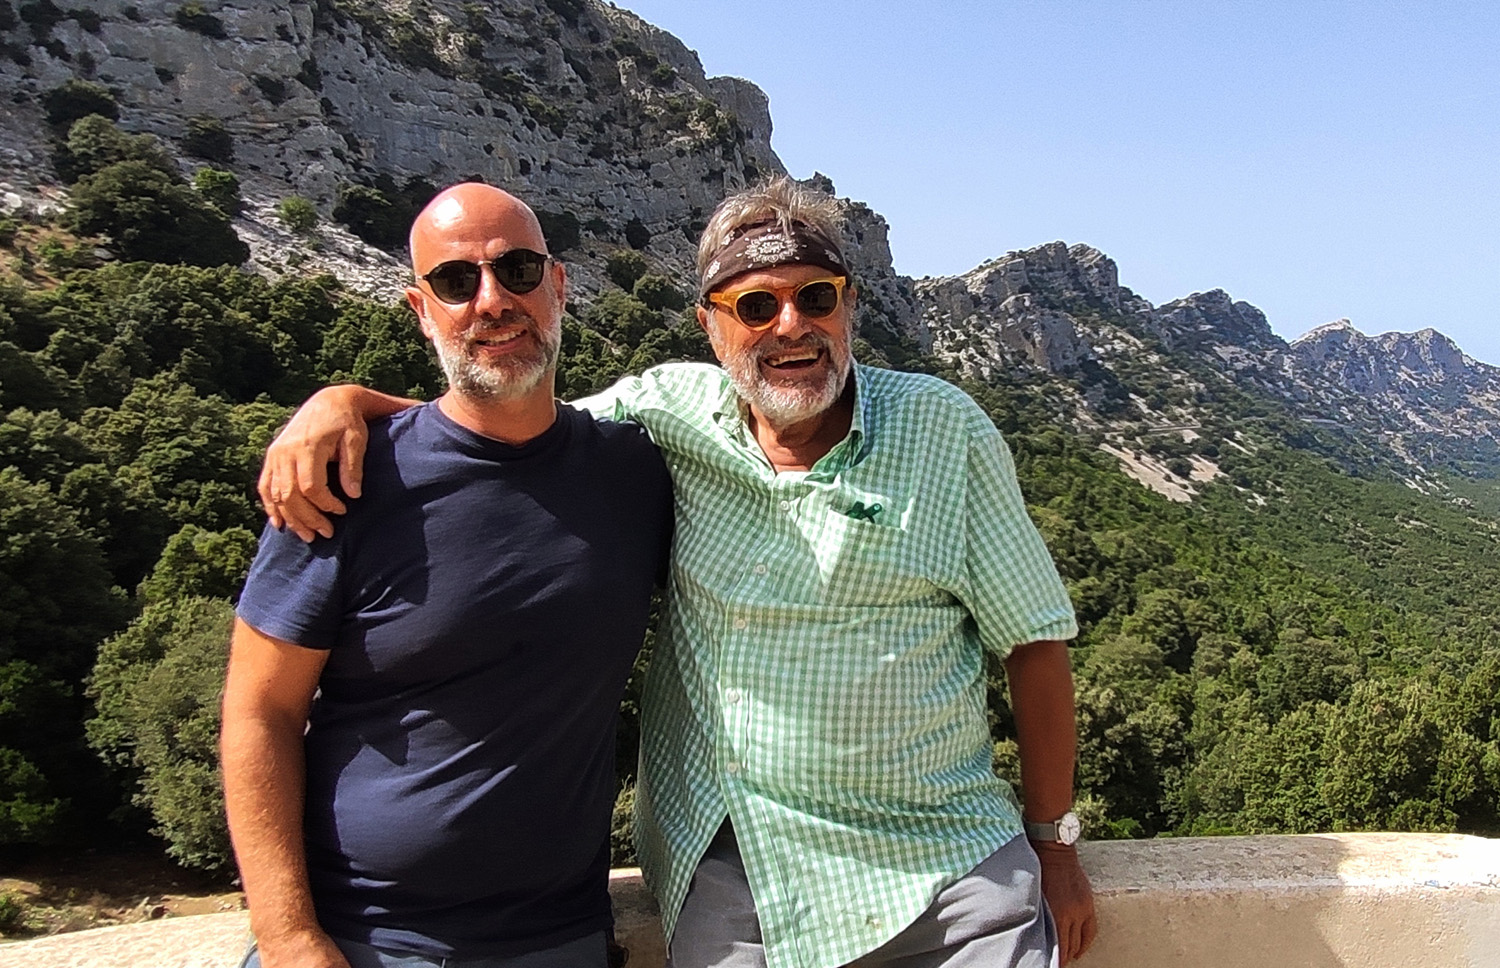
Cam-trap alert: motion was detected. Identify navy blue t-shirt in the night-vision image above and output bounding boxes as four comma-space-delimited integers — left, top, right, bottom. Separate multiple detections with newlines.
236, 402, 673, 958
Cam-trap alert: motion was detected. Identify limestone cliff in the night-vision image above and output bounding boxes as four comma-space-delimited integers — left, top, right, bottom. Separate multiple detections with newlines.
0, 0, 1493, 477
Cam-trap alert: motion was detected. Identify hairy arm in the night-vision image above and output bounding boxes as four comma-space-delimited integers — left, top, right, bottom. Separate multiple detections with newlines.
1005, 638, 1097, 965
259, 385, 417, 540
221, 618, 347, 968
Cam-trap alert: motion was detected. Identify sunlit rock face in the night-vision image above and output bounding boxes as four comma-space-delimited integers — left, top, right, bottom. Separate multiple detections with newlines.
1, 0, 1495, 473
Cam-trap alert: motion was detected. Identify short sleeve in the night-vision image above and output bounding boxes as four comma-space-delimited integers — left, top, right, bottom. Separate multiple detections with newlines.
235, 522, 345, 650
960, 425, 1078, 657
574, 374, 650, 422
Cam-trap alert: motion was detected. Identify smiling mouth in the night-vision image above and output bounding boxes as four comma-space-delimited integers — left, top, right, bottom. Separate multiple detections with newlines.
762, 348, 823, 370
473, 330, 526, 348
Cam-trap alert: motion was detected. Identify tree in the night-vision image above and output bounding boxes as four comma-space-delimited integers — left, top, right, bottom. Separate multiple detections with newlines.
632, 273, 687, 312
137, 524, 258, 604
333, 184, 403, 249
0, 468, 128, 844
277, 196, 318, 234
68, 160, 250, 267
584, 290, 661, 346
42, 79, 117, 129
181, 116, 234, 163
605, 249, 647, 291
87, 597, 236, 869
192, 166, 243, 216
1322, 678, 1453, 831
318, 302, 444, 398
53, 114, 173, 185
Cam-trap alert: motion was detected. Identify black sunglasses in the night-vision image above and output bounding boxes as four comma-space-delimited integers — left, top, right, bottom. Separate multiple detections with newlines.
419, 249, 550, 304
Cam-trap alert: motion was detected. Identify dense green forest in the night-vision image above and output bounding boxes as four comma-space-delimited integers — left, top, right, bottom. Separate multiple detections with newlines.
1, 106, 1497, 884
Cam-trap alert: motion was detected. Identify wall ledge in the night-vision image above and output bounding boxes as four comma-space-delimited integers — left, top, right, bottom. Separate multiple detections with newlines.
2, 834, 1495, 968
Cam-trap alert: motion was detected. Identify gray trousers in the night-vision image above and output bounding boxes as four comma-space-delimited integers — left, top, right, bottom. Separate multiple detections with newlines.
670, 825, 1058, 968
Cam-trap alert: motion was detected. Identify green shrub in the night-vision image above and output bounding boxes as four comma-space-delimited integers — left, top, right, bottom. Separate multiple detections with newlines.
332, 184, 402, 249
605, 249, 647, 290
173, 0, 225, 38
648, 62, 676, 87
136, 524, 257, 604
37, 237, 99, 272
584, 290, 661, 345
192, 167, 242, 216
276, 196, 318, 234
0, 218, 18, 248
87, 597, 236, 870
632, 273, 686, 312
42, 79, 117, 129
69, 160, 250, 267
0, 889, 30, 933
610, 782, 636, 865
181, 115, 234, 162
53, 114, 173, 184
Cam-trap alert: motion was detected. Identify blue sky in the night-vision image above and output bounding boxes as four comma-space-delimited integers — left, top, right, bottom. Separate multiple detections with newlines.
615, 1, 1500, 366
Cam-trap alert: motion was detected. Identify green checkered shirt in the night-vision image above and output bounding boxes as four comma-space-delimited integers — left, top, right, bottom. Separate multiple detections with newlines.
582, 363, 1077, 968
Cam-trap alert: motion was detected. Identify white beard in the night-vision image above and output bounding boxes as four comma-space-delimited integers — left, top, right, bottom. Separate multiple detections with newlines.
716, 327, 853, 430
432, 310, 560, 401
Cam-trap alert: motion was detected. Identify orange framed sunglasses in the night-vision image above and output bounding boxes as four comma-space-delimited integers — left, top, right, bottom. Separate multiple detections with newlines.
704, 276, 848, 331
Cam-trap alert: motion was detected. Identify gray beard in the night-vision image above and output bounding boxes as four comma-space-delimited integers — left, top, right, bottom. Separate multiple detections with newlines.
720, 330, 852, 430
432, 312, 560, 402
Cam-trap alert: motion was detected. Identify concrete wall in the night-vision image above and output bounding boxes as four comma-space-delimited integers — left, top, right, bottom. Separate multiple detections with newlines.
2, 833, 1496, 968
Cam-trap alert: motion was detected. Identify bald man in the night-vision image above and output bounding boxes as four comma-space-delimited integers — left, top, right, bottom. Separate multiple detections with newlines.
220, 183, 673, 968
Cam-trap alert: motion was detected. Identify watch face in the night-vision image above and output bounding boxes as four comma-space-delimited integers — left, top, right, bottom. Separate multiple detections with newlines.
1057, 812, 1082, 845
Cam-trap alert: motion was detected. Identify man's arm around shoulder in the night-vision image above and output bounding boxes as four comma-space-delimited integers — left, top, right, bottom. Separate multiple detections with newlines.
221, 618, 348, 968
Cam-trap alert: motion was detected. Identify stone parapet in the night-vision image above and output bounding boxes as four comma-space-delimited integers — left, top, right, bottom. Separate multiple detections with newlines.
2, 834, 1495, 968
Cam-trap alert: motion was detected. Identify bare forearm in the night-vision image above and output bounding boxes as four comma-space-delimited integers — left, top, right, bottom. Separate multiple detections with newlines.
333, 383, 420, 421
1004, 638, 1077, 822
222, 713, 320, 944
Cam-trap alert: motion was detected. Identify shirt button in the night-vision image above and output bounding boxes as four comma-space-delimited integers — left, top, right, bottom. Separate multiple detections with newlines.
778, 499, 791, 511
732, 617, 747, 630
726, 761, 741, 775
753, 563, 768, 576
725, 687, 742, 704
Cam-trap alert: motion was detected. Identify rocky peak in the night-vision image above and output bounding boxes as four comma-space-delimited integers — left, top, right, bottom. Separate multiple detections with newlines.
1153, 289, 1281, 355
1289, 320, 1496, 402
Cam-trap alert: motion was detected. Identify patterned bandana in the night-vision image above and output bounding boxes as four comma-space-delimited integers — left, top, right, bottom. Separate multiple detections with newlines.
699, 219, 851, 300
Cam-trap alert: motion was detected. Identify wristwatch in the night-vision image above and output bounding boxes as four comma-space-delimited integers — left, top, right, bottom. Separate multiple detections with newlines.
1024, 811, 1082, 846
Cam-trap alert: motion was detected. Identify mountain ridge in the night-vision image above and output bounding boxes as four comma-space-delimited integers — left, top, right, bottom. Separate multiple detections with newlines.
1, 0, 1494, 481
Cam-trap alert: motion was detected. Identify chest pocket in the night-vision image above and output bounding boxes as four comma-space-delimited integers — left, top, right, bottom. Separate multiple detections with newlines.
807, 485, 936, 606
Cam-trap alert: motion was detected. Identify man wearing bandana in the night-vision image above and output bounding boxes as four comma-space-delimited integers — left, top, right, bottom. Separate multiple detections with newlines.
262, 177, 1098, 968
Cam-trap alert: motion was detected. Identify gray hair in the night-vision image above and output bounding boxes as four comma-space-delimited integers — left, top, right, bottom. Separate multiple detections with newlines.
696, 176, 846, 280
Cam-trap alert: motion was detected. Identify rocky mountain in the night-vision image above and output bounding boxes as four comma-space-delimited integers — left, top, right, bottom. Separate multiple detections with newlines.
915, 242, 1500, 483
1, 0, 1494, 484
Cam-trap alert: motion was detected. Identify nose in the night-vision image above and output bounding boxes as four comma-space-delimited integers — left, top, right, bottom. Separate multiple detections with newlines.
471, 263, 516, 319
768, 293, 812, 339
